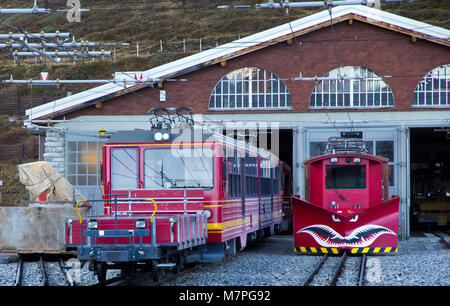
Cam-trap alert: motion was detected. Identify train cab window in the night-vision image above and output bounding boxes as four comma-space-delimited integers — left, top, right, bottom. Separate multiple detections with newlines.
144, 148, 213, 189
325, 165, 366, 189
111, 148, 139, 190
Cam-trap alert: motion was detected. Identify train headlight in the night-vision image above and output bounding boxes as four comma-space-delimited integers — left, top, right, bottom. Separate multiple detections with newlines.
204, 209, 212, 219
154, 132, 163, 141
135, 220, 146, 229
87, 220, 98, 229
330, 157, 338, 163
162, 132, 170, 140
353, 158, 361, 163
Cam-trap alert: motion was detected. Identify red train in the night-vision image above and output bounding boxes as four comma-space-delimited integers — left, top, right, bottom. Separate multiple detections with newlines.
65, 107, 288, 283
293, 136, 400, 255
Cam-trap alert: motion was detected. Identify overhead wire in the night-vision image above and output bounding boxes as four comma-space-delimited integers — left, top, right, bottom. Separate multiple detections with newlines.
324, 2, 344, 134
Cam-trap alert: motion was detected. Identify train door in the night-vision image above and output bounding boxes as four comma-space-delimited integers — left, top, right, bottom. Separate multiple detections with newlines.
270, 166, 274, 216
110, 146, 139, 199
240, 153, 245, 219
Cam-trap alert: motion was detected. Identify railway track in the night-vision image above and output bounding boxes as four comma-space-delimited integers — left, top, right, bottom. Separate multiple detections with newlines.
14, 256, 75, 286
97, 262, 203, 286
301, 253, 367, 286
432, 232, 450, 249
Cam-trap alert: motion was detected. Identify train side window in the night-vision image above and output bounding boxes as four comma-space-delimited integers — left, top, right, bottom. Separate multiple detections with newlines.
227, 150, 244, 199
228, 155, 235, 198
325, 165, 366, 189
222, 156, 227, 191
260, 158, 271, 197
111, 148, 138, 190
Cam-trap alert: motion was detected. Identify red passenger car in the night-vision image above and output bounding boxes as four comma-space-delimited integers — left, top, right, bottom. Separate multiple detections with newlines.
65, 107, 284, 282
293, 137, 400, 255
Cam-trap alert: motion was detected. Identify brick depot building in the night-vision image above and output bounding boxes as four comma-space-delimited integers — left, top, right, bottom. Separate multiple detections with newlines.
26, 5, 450, 239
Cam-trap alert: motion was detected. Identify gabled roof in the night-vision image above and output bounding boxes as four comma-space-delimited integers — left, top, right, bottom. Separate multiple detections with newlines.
25, 5, 450, 124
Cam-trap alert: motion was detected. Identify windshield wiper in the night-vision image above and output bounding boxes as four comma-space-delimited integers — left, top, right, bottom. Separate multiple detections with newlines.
170, 179, 211, 188
160, 160, 177, 187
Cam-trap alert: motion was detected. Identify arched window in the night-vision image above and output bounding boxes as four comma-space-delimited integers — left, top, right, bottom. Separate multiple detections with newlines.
309, 66, 394, 108
413, 64, 450, 107
209, 67, 291, 110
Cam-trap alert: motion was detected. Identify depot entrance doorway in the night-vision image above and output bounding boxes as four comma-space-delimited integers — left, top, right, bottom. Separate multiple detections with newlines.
223, 128, 293, 169
410, 127, 450, 230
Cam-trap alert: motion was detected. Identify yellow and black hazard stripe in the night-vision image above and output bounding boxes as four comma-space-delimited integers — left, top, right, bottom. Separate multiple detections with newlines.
294, 246, 398, 254
350, 247, 398, 254
294, 247, 340, 254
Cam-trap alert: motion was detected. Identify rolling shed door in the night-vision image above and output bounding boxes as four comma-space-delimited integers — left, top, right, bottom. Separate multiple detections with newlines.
303, 126, 404, 238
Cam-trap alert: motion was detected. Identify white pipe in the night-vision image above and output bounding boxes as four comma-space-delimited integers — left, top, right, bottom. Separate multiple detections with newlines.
0, 32, 72, 39
287, 0, 367, 8
2, 79, 155, 86
256, 0, 370, 9
0, 8, 50, 14
0, 42, 100, 49
14, 51, 112, 57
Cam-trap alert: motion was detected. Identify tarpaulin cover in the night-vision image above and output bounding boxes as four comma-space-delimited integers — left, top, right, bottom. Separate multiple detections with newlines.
18, 161, 85, 202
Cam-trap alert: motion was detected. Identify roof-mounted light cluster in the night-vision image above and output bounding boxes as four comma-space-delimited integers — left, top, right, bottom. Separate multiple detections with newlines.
154, 131, 170, 141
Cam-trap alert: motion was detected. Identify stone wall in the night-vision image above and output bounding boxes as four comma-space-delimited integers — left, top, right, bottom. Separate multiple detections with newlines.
43, 129, 65, 176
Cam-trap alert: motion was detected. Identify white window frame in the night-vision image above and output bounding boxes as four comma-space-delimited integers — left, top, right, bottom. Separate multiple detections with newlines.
209, 67, 291, 110
309, 66, 394, 109
412, 64, 450, 108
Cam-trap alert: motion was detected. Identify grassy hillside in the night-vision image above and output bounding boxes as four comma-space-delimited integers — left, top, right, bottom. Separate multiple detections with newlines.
0, 115, 38, 206
0, 0, 448, 97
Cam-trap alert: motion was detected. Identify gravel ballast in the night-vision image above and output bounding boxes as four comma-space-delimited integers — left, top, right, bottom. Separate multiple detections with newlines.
162, 234, 449, 286
0, 234, 447, 286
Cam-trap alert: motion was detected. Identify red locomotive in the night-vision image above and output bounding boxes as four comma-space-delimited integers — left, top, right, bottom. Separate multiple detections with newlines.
293, 136, 400, 255
65, 107, 286, 282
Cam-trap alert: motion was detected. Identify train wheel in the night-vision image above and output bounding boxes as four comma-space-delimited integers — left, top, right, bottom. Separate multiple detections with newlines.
96, 262, 107, 284
152, 260, 161, 282
274, 224, 281, 235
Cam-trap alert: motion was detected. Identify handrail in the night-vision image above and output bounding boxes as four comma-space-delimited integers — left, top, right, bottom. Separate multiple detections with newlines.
145, 198, 157, 223
75, 200, 87, 224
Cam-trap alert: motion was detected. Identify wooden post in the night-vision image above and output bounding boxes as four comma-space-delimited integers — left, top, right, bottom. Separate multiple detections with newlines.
21, 142, 25, 162
16, 87, 21, 115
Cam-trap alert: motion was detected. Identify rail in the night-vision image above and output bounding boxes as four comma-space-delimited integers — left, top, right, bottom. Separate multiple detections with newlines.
301, 253, 367, 286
